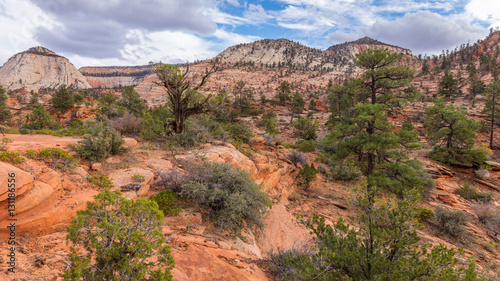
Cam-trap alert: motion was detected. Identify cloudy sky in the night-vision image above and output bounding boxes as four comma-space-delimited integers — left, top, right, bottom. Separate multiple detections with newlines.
0, 0, 498, 68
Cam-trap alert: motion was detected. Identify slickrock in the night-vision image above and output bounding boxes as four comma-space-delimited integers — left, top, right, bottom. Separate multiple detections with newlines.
256, 204, 311, 258
0, 162, 34, 202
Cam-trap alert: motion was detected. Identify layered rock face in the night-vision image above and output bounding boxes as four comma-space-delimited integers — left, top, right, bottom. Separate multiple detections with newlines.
0, 47, 91, 91
79, 65, 154, 88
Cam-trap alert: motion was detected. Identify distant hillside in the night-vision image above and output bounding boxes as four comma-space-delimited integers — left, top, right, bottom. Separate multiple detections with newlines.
217, 37, 414, 72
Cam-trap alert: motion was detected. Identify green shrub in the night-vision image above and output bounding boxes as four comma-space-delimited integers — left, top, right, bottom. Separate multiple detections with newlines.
333, 162, 362, 181
297, 140, 316, 152
36, 147, 77, 170
264, 118, 280, 136
49, 87, 75, 113
228, 122, 254, 145
415, 206, 435, 222
23, 105, 56, 130
131, 174, 145, 183
171, 114, 227, 148
64, 189, 174, 280
293, 117, 318, 140
0, 137, 13, 151
429, 147, 487, 167
89, 173, 114, 188
24, 149, 37, 159
180, 162, 271, 233
454, 185, 492, 202
70, 125, 125, 161
150, 190, 184, 217
298, 163, 318, 190
140, 106, 172, 140
0, 151, 23, 164
434, 206, 468, 238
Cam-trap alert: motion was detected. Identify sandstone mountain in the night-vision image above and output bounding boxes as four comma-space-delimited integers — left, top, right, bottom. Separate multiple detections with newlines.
79, 65, 154, 88
0, 47, 91, 91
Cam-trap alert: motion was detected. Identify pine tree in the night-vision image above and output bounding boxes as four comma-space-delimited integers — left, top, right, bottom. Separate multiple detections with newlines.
290, 91, 305, 123
482, 80, 500, 148
298, 163, 318, 190
425, 99, 486, 165
276, 80, 291, 105
326, 80, 357, 126
119, 86, 147, 117
323, 49, 425, 196
49, 87, 75, 114
0, 85, 11, 124
438, 71, 462, 99
282, 189, 479, 280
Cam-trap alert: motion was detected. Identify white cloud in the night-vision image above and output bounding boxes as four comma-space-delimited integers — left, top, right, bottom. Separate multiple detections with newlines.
212, 29, 261, 46
0, 0, 56, 66
204, 7, 249, 26
363, 11, 487, 55
243, 4, 271, 23
466, 0, 500, 28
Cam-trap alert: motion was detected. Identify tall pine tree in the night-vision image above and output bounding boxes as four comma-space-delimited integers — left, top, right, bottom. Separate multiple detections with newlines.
482, 80, 500, 148
322, 49, 429, 196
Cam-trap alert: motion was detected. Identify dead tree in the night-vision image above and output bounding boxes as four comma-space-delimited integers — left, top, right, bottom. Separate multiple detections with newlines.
153, 60, 219, 134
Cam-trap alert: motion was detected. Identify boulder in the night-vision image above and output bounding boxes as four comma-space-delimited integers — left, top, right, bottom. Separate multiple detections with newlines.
109, 167, 154, 196
91, 163, 102, 171
0, 162, 34, 202
475, 169, 490, 180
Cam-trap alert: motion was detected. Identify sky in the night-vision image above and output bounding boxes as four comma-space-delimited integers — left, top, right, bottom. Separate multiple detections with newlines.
0, 0, 499, 68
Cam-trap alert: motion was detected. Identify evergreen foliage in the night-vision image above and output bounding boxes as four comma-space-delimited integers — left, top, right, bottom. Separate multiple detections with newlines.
290, 91, 305, 123
326, 81, 356, 127
64, 189, 175, 280
482, 80, 500, 148
297, 163, 318, 190
140, 105, 172, 140
293, 117, 319, 140
119, 86, 147, 117
153, 61, 218, 134
282, 190, 479, 280
321, 48, 427, 195
425, 99, 486, 165
0, 85, 11, 124
98, 93, 124, 119
49, 87, 75, 113
24, 105, 57, 130
438, 71, 462, 99
276, 80, 292, 105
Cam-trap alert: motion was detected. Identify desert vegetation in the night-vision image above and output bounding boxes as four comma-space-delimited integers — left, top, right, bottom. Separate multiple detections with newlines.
2, 32, 500, 280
